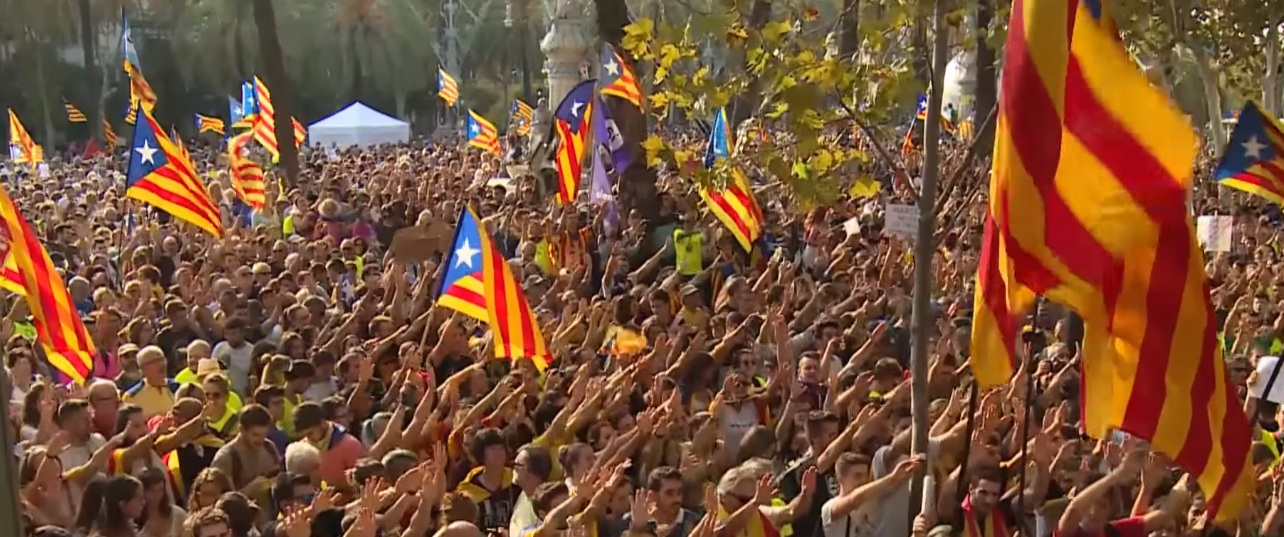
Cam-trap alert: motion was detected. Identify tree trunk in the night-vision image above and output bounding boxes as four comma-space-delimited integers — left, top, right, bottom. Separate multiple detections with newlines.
839, 0, 860, 58
350, 27, 366, 101
1264, 22, 1280, 116
594, 0, 662, 226
972, 0, 997, 150
911, 10, 931, 84
728, 0, 774, 125
78, 0, 99, 141
233, 16, 248, 80
33, 40, 55, 149
1192, 49, 1225, 156
251, 0, 300, 181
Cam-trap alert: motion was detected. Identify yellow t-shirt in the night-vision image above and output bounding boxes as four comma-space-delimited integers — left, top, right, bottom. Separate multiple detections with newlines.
280, 393, 301, 439
122, 380, 178, 421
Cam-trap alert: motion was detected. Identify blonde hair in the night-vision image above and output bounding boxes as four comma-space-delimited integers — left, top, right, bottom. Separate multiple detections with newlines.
260, 355, 291, 387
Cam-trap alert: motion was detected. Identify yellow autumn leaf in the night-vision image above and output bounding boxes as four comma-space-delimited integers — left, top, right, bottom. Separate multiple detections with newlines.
726, 24, 748, 47
622, 19, 655, 58
648, 92, 671, 111
849, 176, 882, 198
643, 134, 667, 168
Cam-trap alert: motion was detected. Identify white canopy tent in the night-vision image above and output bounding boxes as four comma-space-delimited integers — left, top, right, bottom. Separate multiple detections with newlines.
306, 102, 410, 147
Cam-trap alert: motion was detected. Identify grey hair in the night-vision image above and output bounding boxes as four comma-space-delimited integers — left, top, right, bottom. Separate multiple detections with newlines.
717, 462, 761, 497
284, 441, 322, 474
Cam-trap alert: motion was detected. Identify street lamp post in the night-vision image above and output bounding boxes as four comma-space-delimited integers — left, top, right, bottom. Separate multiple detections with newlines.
506, 0, 534, 102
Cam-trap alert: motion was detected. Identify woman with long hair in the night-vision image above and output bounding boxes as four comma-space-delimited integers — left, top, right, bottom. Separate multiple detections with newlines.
85, 475, 146, 537
188, 467, 235, 512
137, 469, 184, 537
73, 477, 110, 536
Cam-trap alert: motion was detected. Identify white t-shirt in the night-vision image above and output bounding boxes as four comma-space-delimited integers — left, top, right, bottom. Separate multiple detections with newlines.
871, 439, 941, 537
57, 433, 107, 513
822, 499, 877, 537
718, 402, 761, 458
213, 341, 255, 395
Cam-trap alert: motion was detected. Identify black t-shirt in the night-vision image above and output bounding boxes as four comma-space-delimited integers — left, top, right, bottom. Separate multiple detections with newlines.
775, 455, 838, 536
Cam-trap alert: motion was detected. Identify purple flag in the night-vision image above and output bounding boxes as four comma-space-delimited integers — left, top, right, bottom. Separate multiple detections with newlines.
594, 97, 632, 172
589, 96, 619, 233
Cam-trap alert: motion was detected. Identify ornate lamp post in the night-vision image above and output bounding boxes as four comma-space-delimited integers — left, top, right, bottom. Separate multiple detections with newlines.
539, 0, 592, 110
506, 0, 535, 102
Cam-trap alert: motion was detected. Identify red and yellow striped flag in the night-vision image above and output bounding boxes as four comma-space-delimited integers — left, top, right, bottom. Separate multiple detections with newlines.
0, 187, 97, 384
129, 68, 157, 116
227, 132, 266, 210
103, 119, 118, 148
8, 110, 43, 166
970, 0, 1251, 522
699, 167, 764, 251
292, 118, 306, 147
251, 76, 279, 158
1, 256, 25, 296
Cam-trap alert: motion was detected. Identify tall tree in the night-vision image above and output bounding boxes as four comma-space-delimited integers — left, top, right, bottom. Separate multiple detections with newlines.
594, 0, 663, 224
972, 0, 997, 150
251, 0, 300, 182
838, 0, 860, 58
78, 0, 99, 139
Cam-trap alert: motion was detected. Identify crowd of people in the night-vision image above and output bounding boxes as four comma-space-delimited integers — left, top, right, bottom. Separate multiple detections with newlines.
0, 128, 1281, 537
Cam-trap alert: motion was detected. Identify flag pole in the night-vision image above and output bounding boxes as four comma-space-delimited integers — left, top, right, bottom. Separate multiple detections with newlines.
907, 0, 949, 519
0, 367, 25, 536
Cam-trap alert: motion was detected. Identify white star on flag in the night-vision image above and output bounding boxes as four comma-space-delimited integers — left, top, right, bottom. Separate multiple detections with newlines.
1243, 135, 1267, 160
571, 101, 585, 118
135, 140, 158, 165
605, 59, 620, 76
470, 123, 481, 135
454, 238, 480, 268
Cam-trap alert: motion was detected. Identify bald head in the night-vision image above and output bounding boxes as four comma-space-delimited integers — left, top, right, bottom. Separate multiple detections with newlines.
433, 521, 483, 537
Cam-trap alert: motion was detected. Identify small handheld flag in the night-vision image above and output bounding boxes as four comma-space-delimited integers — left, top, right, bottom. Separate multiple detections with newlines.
438, 69, 460, 106
64, 100, 88, 123
466, 110, 500, 155
599, 44, 643, 109
1216, 101, 1284, 206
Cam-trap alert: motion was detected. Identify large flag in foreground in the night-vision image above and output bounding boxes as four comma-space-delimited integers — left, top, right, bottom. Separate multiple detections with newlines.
1216, 101, 1284, 205
969, 0, 1251, 521
126, 107, 223, 238
436, 207, 549, 370
0, 187, 97, 384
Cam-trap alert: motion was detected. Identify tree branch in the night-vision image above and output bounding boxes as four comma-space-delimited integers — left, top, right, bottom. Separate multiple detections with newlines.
836, 97, 919, 204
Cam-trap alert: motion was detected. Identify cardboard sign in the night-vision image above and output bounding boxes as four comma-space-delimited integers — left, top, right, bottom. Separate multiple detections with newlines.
389, 219, 454, 264
884, 204, 919, 239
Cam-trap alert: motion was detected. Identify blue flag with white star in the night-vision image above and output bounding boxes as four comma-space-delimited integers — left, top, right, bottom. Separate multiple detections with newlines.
704, 107, 732, 168
1216, 101, 1284, 206
124, 106, 224, 237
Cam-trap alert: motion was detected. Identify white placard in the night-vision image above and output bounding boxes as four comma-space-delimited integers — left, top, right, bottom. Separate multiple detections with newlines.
843, 217, 862, 237
37, 163, 50, 178
1251, 356, 1284, 404
884, 204, 919, 239
1196, 215, 1233, 252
